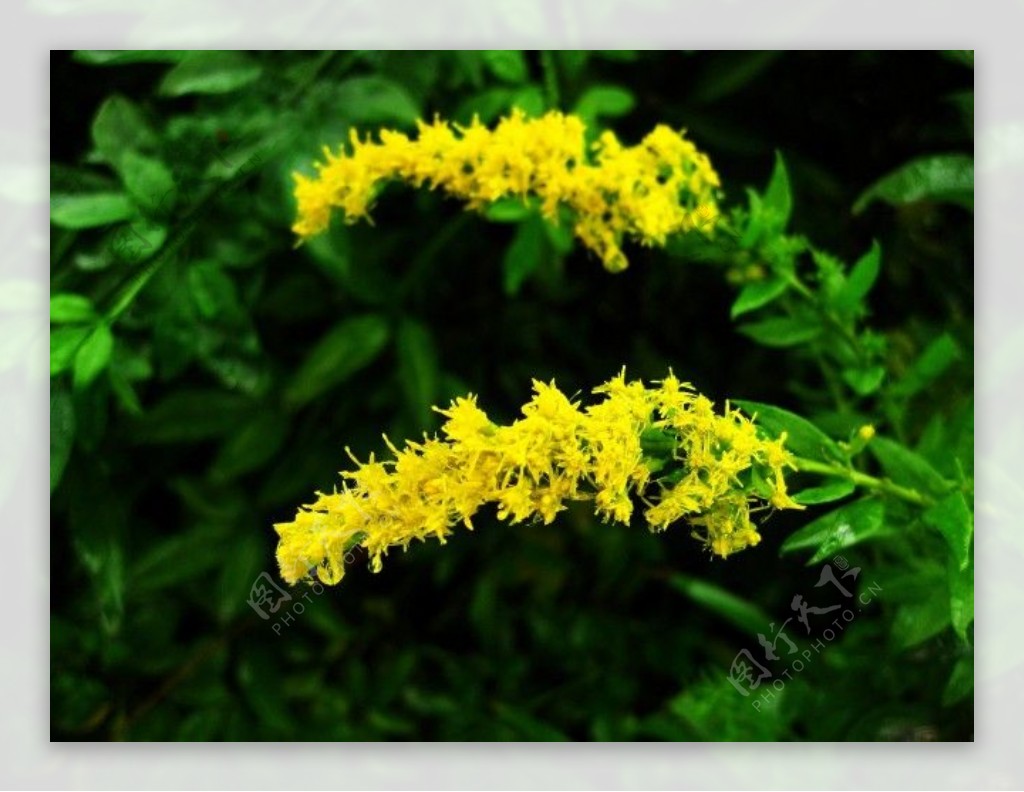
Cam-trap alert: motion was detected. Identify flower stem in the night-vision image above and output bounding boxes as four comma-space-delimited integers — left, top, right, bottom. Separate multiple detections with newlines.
792, 456, 935, 508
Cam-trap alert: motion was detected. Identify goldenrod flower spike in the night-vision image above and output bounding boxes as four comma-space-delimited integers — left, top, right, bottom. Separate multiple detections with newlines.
292, 109, 721, 272
274, 371, 801, 586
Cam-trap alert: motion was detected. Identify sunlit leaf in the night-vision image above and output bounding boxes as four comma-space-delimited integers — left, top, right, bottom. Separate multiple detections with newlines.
335, 76, 421, 126
834, 240, 881, 315
923, 491, 973, 571
72, 323, 114, 390
91, 95, 158, 168
870, 436, 949, 497
158, 51, 262, 96
51, 193, 135, 229
738, 316, 821, 347
482, 50, 529, 83
574, 86, 636, 123
762, 150, 792, 234
781, 497, 887, 563
50, 293, 96, 324
853, 154, 973, 214
730, 277, 789, 319
792, 479, 856, 506
733, 400, 843, 462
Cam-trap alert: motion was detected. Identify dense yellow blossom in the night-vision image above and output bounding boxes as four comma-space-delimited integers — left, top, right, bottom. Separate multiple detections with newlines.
292, 109, 721, 272
274, 371, 801, 586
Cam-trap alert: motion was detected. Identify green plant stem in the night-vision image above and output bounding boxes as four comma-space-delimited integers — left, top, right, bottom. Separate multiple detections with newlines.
540, 51, 561, 109
792, 455, 934, 508
781, 270, 867, 366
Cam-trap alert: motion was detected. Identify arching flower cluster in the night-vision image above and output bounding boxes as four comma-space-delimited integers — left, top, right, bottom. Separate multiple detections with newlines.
292, 109, 721, 272
274, 371, 800, 587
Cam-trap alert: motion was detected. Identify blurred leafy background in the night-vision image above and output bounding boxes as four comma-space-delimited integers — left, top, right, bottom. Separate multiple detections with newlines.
50, 50, 973, 741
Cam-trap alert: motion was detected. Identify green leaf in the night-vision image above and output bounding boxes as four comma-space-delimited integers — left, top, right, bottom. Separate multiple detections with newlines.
109, 220, 168, 265
892, 595, 951, 649
574, 86, 636, 123
91, 95, 158, 168
738, 316, 821, 347
942, 656, 973, 706
335, 76, 421, 126
890, 333, 962, 400
74, 50, 189, 66
158, 51, 262, 96
734, 400, 844, 462
397, 318, 440, 428
50, 384, 75, 493
916, 397, 973, 478
187, 261, 243, 321
131, 390, 254, 444
51, 325, 92, 376
793, 479, 856, 506
482, 50, 529, 83
841, 365, 886, 396
72, 323, 114, 390
108, 364, 143, 416
853, 154, 974, 214
730, 277, 789, 318
50, 293, 97, 324
557, 51, 590, 81
209, 411, 289, 482
510, 85, 545, 117
215, 532, 266, 623
870, 436, 949, 497
284, 314, 391, 407
484, 198, 533, 223
542, 215, 574, 255
739, 188, 764, 248
640, 426, 677, 456
51, 193, 135, 229
780, 497, 887, 563
120, 151, 175, 216
949, 556, 974, 642
924, 491, 973, 570
503, 215, 546, 296
689, 51, 779, 104
455, 87, 518, 124
668, 574, 773, 635
835, 240, 881, 315
810, 248, 845, 303
762, 150, 792, 234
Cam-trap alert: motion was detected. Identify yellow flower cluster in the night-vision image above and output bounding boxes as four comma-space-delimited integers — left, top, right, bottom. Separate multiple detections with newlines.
274, 371, 800, 586
292, 109, 721, 272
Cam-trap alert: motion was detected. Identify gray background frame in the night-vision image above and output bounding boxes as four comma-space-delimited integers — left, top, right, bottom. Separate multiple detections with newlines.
6, 1, 1010, 787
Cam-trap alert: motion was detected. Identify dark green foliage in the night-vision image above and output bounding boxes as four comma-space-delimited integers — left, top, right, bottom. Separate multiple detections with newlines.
50, 51, 972, 741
